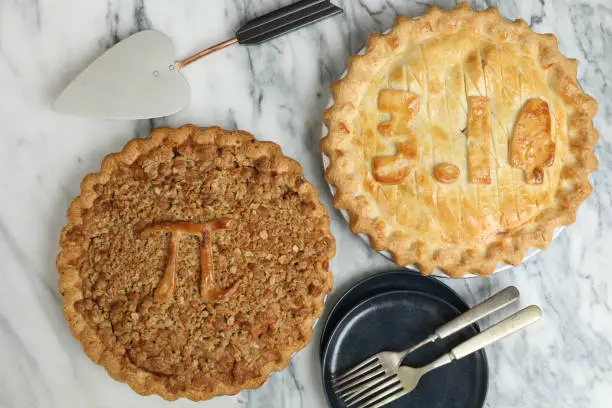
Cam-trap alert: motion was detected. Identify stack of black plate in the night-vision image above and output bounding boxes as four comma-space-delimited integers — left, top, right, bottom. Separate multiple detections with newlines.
320, 271, 489, 408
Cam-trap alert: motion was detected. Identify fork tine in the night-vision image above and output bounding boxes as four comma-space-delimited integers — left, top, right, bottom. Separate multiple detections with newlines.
358, 385, 406, 408
334, 363, 382, 391
340, 372, 394, 399
345, 375, 401, 406
335, 367, 385, 395
333, 356, 378, 384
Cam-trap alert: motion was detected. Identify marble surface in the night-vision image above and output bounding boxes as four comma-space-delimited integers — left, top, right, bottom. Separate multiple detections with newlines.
1, 0, 611, 407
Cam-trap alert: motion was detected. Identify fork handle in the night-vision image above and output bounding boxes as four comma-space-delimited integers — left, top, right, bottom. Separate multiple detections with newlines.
435, 286, 520, 339
450, 305, 542, 360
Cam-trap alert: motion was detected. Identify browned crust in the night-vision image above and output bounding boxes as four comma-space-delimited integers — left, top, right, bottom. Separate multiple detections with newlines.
320, 2, 598, 277
57, 125, 335, 400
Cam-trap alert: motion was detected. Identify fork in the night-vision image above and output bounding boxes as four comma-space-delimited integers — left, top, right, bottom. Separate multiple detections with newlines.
336, 305, 542, 408
333, 286, 520, 390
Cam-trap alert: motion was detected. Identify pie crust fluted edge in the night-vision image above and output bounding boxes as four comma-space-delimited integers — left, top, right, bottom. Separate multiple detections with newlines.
57, 125, 335, 400
320, 3, 598, 277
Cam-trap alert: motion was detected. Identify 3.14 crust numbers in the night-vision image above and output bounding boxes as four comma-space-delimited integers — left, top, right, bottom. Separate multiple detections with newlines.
373, 90, 554, 186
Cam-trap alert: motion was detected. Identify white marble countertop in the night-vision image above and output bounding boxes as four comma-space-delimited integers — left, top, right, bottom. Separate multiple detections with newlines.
1, 0, 611, 407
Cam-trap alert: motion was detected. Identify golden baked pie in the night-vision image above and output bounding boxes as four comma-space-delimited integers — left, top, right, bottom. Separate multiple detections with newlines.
321, 3, 598, 277
57, 125, 334, 400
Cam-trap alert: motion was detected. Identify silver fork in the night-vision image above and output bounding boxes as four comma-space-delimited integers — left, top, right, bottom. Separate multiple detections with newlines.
337, 305, 542, 408
333, 286, 519, 391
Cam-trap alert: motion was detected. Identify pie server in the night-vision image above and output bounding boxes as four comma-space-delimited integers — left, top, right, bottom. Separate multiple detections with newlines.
54, 0, 343, 120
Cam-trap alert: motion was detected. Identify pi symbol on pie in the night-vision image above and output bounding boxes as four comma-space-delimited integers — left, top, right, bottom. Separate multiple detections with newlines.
141, 219, 239, 303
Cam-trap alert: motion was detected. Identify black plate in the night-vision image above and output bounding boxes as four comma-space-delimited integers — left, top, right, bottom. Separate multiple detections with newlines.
320, 270, 472, 359
322, 290, 488, 408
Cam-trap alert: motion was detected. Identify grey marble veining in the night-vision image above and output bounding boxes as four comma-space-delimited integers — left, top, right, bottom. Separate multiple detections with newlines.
0, 0, 611, 407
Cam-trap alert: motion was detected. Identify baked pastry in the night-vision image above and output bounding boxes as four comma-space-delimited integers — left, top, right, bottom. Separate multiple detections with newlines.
321, 2, 598, 277
57, 125, 334, 400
